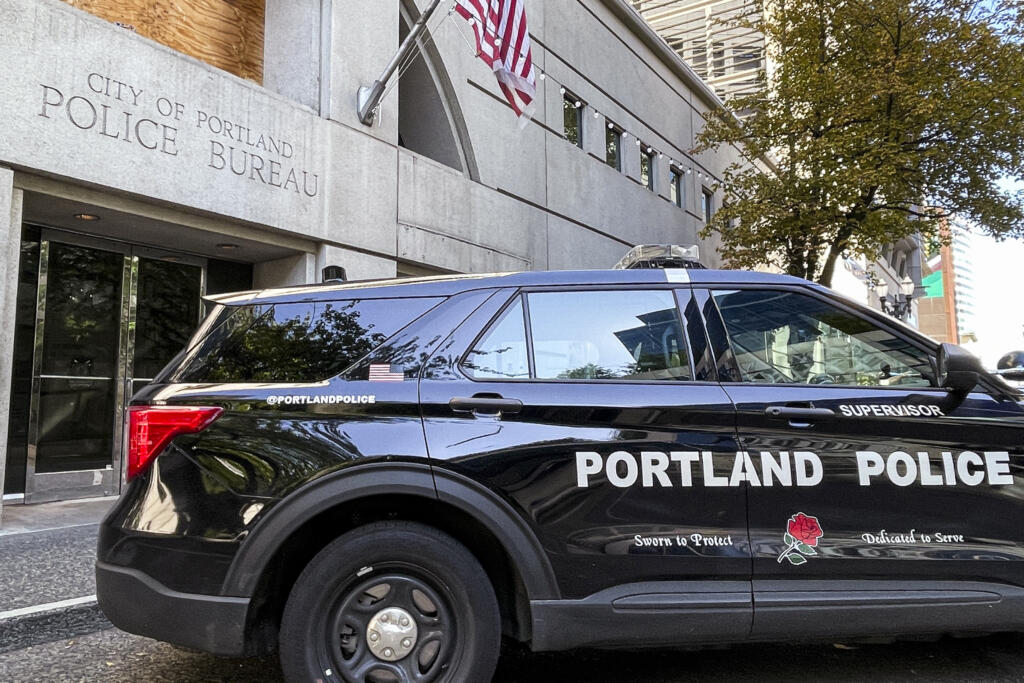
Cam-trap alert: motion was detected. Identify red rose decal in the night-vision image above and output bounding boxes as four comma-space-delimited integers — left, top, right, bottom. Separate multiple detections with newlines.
778, 512, 823, 565
787, 513, 823, 548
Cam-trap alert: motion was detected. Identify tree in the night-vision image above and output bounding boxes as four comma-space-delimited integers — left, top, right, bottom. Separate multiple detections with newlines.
695, 0, 1024, 285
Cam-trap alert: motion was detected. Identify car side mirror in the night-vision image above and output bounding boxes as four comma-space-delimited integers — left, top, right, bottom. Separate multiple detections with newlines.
935, 343, 982, 398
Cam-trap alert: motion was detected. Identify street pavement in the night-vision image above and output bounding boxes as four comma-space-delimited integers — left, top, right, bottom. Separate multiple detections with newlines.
3, 511, 1024, 681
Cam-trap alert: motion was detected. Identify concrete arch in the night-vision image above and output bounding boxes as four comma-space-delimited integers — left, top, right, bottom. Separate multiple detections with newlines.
397, 0, 480, 180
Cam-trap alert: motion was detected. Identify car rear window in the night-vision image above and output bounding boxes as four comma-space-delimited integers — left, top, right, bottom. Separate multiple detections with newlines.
169, 297, 443, 383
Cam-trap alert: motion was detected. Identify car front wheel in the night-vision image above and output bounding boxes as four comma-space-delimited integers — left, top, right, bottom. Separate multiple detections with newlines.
279, 520, 501, 683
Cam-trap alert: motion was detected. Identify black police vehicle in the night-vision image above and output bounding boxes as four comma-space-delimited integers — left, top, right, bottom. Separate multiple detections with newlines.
97, 256, 1024, 682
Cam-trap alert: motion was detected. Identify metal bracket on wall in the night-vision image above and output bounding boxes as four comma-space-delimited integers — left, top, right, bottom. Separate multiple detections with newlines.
357, 0, 443, 125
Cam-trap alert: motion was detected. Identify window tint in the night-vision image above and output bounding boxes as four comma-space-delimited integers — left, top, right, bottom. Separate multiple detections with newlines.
528, 290, 690, 381
712, 289, 933, 387
463, 298, 529, 379
171, 297, 442, 383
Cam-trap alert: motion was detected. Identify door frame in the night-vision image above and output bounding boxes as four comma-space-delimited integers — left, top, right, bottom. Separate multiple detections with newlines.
22, 228, 206, 503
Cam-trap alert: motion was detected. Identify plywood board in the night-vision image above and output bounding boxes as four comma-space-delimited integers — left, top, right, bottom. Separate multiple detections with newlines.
64, 0, 264, 83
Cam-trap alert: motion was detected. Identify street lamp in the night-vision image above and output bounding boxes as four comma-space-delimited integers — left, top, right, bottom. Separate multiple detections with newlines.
875, 275, 916, 319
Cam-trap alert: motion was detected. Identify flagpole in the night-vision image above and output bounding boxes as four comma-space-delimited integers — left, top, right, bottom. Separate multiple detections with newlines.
357, 0, 444, 125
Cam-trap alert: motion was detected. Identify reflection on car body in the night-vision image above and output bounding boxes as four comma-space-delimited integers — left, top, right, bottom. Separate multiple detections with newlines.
96, 260, 1024, 683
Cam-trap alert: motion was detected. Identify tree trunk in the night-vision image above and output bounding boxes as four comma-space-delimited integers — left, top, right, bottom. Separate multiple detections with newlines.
817, 226, 853, 287
817, 247, 840, 286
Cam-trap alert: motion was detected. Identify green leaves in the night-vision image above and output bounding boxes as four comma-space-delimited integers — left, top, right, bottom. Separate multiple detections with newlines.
786, 553, 808, 565
797, 543, 816, 555
696, 0, 1024, 284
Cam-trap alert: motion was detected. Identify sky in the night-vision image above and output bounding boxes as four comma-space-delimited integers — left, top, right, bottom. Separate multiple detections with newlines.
957, 180, 1024, 368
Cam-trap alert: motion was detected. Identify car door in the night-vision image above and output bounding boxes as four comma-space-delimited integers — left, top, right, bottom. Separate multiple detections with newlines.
700, 285, 1024, 639
418, 284, 751, 646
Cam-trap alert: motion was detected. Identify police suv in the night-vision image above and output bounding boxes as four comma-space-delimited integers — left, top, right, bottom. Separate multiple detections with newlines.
97, 249, 1024, 682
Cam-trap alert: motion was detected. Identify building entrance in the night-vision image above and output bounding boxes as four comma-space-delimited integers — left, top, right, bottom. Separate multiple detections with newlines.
16, 228, 203, 503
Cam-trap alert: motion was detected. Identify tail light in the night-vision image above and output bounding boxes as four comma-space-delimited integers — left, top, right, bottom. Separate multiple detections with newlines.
126, 405, 223, 480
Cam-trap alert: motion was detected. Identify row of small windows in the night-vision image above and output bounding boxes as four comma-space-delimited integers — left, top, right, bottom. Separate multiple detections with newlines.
690, 43, 763, 80
562, 91, 715, 221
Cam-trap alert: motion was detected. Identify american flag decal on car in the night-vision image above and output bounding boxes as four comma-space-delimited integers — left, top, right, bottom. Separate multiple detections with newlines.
368, 364, 405, 382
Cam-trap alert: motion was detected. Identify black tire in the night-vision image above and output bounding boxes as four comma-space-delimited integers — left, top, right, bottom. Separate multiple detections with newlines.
279, 521, 501, 683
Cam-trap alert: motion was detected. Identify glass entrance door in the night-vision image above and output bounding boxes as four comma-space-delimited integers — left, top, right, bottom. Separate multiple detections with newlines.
23, 231, 204, 503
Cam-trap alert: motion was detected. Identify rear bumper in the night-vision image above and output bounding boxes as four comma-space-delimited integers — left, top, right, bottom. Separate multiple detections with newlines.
95, 561, 251, 656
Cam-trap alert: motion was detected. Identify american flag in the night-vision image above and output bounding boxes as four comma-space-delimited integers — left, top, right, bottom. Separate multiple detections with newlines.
455, 0, 536, 120
368, 364, 405, 382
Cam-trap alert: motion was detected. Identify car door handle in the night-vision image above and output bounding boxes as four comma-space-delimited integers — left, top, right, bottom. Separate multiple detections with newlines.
764, 406, 835, 427
449, 396, 523, 416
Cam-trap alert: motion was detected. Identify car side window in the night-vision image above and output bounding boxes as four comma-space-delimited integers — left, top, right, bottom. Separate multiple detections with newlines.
462, 297, 530, 379
528, 289, 691, 381
711, 289, 933, 387
463, 290, 692, 381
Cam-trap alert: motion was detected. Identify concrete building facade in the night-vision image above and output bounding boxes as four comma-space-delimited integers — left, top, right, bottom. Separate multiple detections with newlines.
0, 0, 749, 515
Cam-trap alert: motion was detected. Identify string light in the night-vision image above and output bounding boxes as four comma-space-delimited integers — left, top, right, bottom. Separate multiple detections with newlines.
452, 17, 718, 184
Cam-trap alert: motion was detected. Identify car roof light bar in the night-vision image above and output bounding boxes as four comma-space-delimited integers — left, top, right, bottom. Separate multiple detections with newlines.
613, 244, 706, 270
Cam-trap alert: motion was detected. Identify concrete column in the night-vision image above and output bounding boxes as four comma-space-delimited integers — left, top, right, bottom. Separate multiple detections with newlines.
326, 0, 399, 141
584, 107, 605, 160
0, 168, 23, 526
655, 154, 671, 202
622, 134, 642, 182
263, 0, 323, 110
253, 253, 317, 288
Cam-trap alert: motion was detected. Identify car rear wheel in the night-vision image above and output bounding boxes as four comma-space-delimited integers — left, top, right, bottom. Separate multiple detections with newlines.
279, 521, 501, 683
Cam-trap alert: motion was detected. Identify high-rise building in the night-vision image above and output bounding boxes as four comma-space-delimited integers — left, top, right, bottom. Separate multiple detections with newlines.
631, 0, 765, 102
951, 225, 979, 341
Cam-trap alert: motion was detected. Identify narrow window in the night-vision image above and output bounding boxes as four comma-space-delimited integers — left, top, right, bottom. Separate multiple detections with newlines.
640, 145, 655, 191
702, 189, 714, 222
605, 123, 622, 171
563, 92, 583, 148
669, 166, 683, 207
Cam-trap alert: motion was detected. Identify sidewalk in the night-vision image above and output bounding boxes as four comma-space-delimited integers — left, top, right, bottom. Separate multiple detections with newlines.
0, 496, 115, 536
0, 497, 116, 654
